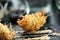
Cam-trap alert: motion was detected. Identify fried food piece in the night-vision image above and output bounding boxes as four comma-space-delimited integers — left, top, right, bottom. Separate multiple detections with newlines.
17, 10, 47, 33
0, 23, 12, 40
0, 23, 16, 40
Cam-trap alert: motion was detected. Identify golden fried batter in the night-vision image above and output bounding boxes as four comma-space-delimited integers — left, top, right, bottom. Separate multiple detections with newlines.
0, 23, 12, 40
17, 10, 47, 33
0, 23, 16, 40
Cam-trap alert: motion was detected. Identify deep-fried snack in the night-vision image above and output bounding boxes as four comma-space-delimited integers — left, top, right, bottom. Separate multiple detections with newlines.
0, 23, 16, 40
0, 23, 12, 40
17, 10, 47, 33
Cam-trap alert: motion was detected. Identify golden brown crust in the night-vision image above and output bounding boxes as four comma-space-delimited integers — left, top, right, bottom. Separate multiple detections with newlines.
17, 10, 47, 33
0, 23, 12, 40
